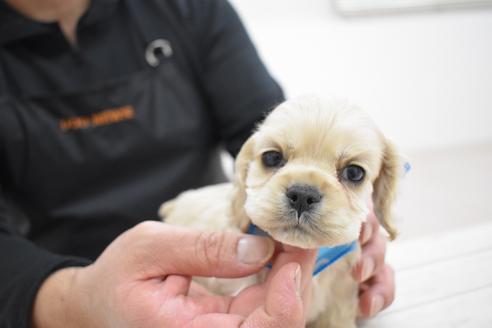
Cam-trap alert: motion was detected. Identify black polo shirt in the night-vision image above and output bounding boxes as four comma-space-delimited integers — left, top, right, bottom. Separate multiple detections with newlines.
0, 0, 284, 326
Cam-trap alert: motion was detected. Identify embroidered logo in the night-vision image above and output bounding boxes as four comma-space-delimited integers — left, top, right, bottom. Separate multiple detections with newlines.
60, 105, 135, 132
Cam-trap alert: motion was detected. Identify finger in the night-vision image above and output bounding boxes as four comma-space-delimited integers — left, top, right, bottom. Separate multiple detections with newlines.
360, 210, 379, 245
302, 277, 313, 310
353, 231, 387, 282
241, 263, 304, 328
164, 275, 192, 296
358, 265, 395, 318
267, 245, 317, 294
228, 245, 316, 318
185, 314, 245, 328
121, 222, 275, 279
164, 277, 213, 298
145, 279, 236, 324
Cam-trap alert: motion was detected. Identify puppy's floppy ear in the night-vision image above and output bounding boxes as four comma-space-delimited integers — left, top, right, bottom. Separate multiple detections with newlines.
372, 138, 401, 240
229, 134, 256, 232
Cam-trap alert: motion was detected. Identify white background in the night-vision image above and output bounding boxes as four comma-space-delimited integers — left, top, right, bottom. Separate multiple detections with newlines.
229, 0, 492, 151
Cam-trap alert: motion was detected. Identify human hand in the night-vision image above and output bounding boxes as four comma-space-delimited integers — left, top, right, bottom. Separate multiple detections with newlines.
353, 205, 396, 318
32, 221, 317, 328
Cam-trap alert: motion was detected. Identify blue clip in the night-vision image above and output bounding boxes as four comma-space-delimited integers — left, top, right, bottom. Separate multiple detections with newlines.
247, 223, 357, 276
403, 162, 412, 176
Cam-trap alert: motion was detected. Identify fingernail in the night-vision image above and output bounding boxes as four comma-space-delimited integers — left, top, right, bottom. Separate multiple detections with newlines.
361, 258, 375, 282
361, 222, 372, 244
237, 236, 274, 264
294, 264, 302, 297
369, 295, 384, 317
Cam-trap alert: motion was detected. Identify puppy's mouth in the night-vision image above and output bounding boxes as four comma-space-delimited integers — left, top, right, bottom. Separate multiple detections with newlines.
259, 192, 333, 248
261, 216, 328, 249
245, 183, 359, 248
284, 208, 320, 229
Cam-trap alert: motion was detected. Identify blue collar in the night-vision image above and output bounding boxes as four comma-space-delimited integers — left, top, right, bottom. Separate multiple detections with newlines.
247, 223, 357, 276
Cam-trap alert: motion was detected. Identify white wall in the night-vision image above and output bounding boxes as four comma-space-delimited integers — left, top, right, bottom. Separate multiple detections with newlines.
229, 0, 492, 151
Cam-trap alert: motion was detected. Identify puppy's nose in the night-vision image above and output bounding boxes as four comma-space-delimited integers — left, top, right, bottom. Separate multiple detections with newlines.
286, 184, 322, 215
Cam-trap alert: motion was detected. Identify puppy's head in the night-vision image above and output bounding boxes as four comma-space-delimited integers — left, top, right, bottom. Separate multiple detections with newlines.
231, 97, 400, 248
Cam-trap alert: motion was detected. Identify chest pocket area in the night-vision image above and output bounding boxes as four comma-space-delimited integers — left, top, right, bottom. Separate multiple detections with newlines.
0, 57, 214, 213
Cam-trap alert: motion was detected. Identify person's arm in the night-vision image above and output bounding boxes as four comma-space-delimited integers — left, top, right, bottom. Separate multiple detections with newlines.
0, 184, 89, 327
179, 0, 285, 156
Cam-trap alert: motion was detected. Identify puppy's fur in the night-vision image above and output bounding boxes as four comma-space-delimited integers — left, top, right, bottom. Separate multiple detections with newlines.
159, 96, 401, 327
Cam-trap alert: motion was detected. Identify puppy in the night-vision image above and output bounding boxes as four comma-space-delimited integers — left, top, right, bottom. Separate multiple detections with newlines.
159, 96, 401, 327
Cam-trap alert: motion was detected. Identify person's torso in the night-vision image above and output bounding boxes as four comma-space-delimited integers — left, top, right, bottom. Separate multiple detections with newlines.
0, 0, 225, 257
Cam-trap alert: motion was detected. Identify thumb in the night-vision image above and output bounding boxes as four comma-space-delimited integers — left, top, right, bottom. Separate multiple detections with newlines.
117, 221, 275, 279
241, 263, 304, 328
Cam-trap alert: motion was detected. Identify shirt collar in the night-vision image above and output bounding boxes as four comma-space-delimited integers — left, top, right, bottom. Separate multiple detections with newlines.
0, 0, 120, 45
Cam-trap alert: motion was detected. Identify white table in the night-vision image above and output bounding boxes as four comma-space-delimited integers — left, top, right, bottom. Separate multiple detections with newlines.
360, 222, 492, 327
360, 143, 492, 327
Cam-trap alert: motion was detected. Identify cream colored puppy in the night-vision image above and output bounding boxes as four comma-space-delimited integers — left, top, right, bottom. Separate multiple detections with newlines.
159, 96, 401, 327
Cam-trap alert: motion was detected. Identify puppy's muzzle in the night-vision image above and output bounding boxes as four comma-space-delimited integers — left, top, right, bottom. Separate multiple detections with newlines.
286, 184, 322, 217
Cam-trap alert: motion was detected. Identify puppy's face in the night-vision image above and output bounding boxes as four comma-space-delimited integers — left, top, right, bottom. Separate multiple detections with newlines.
232, 98, 400, 248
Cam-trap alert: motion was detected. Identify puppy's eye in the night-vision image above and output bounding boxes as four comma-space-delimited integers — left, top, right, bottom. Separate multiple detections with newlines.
341, 165, 365, 183
262, 151, 284, 168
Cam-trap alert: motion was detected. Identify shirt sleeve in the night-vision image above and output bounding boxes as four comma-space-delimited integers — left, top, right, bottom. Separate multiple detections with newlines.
0, 185, 90, 327
181, 0, 285, 156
